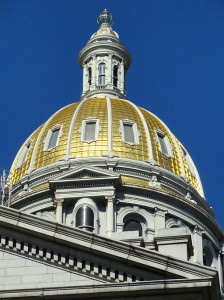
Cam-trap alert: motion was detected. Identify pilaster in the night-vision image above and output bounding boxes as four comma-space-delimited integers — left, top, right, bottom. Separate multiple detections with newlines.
54, 199, 64, 223
193, 225, 203, 264
106, 196, 115, 237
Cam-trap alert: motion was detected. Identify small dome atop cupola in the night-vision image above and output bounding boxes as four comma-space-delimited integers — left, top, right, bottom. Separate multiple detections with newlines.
79, 9, 131, 100
97, 9, 114, 27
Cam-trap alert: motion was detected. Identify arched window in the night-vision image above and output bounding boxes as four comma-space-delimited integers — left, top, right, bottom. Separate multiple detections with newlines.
88, 67, 92, 86
76, 205, 94, 232
203, 246, 213, 267
113, 65, 118, 87
124, 219, 142, 236
98, 63, 105, 86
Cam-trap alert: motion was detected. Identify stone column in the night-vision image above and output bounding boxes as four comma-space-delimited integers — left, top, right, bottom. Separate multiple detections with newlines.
218, 252, 224, 290
193, 225, 203, 264
92, 55, 96, 88
55, 199, 64, 223
82, 64, 88, 93
154, 207, 167, 234
120, 60, 125, 93
106, 196, 115, 237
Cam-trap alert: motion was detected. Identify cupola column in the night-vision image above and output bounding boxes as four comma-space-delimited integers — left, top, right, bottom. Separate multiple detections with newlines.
108, 53, 113, 87
120, 60, 125, 93
82, 64, 88, 94
92, 55, 97, 88
54, 199, 64, 223
106, 196, 115, 237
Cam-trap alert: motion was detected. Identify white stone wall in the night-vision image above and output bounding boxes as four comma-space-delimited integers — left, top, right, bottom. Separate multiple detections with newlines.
0, 249, 100, 290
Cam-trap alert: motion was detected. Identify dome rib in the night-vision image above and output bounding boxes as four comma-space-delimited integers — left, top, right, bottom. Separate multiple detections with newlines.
125, 99, 154, 162
66, 99, 85, 158
106, 97, 113, 155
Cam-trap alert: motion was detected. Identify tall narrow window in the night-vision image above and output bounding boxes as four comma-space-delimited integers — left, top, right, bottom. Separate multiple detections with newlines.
84, 121, 96, 141
17, 141, 31, 168
76, 206, 94, 232
48, 128, 60, 149
98, 63, 105, 86
88, 67, 92, 86
156, 131, 172, 156
113, 65, 118, 87
182, 147, 195, 176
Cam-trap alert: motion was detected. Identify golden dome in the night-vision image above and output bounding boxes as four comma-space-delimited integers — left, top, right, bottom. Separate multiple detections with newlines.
10, 97, 203, 196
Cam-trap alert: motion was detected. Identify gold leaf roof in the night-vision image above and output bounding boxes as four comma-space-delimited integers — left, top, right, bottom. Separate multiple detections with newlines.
10, 97, 203, 196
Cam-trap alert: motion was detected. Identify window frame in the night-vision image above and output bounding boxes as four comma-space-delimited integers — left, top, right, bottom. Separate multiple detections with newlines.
17, 140, 32, 168
80, 118, 100, 143
155, 129, 173, 157
43, 124, 63, 151
120, 119, 140, 145
181, 146, 196, 176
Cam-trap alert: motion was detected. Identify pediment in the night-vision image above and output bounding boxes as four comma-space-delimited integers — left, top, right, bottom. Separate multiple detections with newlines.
50, 165, 120, 181
49, 166, 121, 191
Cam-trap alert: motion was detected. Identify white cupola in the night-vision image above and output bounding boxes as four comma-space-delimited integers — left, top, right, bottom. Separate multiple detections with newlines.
78, 9, 131, 99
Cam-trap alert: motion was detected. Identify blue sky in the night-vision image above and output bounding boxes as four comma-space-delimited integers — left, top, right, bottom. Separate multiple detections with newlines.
0, 0, 223, 227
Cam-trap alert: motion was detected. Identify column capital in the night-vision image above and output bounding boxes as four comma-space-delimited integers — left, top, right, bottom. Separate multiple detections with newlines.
154, 207, 167, 216
105, 196, 115, 201
54, 198, 64, 205
193, 225, 204, 235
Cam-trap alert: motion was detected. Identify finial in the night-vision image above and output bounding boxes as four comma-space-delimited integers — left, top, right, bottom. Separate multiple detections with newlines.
97, 9, 114, 27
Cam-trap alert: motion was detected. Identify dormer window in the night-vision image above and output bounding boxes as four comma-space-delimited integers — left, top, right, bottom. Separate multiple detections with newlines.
88, 67, 92, 86
80, 118, 100, 143
182, 146, 195, 176
98, 63, 105, 86
156, 130, 172, 156
44, 125, 62, 151
120, 120, 140, 145
113, 65, 118, 87
17, 141, 32, 168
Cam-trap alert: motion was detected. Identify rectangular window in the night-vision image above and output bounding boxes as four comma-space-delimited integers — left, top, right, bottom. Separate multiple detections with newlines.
48, 129, 60, 149
157, 132, 168, 155
120, 120, 140, 145
182, 147, 195, 176
84, 121, 96, 141
17, 142, 31, 167
123, 123, 135, 144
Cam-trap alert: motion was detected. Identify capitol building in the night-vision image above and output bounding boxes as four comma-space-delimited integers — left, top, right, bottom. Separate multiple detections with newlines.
0, 9, 223, 299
